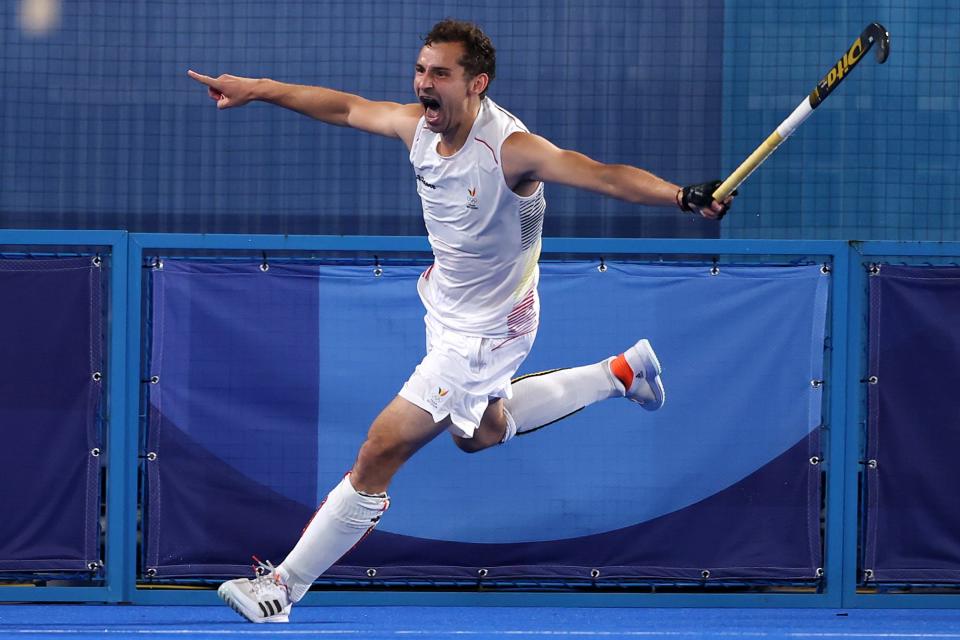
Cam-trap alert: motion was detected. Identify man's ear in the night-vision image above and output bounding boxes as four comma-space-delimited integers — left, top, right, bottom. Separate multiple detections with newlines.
470, 73, 489, 96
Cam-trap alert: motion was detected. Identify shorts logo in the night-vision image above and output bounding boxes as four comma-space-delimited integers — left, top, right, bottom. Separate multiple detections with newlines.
466, 187, 479, 210
426, 386, 451, 410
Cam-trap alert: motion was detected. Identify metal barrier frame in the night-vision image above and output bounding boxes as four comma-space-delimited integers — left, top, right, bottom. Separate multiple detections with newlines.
124, 234, 848, 608
1, 230, 958, 607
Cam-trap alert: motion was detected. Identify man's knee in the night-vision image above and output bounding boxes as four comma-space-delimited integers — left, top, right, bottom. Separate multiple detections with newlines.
356, 433, 408, 468
450, 433, 489, 454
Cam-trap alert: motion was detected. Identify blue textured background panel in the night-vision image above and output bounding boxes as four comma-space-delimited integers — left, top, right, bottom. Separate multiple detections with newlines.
4, 1, 958, 239
3, 0, 720, 239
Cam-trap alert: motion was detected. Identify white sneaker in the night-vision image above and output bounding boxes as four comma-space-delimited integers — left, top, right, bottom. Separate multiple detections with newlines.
218, 559, 292, 623
620, 339, 665, 411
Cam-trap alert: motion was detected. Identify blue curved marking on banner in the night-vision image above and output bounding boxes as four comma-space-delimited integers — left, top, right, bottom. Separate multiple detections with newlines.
330, 431, 820, 580
316, 262, 828, 544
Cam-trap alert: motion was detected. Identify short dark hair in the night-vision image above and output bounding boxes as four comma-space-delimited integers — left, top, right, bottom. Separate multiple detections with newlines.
424, 19, 496, 98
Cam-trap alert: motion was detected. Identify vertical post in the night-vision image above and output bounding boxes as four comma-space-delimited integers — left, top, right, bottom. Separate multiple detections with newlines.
114, 234, 147, 602
817, 241, 850, 607
103, 231, 130, 602
840, 241, 865, 607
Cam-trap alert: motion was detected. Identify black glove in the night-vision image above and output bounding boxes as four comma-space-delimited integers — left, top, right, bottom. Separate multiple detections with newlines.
678, 180, 737, 220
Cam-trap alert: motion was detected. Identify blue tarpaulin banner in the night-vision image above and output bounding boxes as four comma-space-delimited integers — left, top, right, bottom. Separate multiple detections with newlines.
145, 261, 827, 581
0, 257, 102, 572
865, 265, 960, 583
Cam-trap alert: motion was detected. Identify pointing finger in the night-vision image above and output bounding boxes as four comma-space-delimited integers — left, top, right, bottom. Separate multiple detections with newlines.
187, 69, 217, 88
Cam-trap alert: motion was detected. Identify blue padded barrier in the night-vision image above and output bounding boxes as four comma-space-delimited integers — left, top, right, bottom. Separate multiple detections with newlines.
143, 259, 827, 582
0, 257, 103, 573
864, 266, 960, 583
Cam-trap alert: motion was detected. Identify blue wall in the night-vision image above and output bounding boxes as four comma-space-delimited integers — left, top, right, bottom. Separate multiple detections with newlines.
722, 1, 960, 240
2, 1, 956, 239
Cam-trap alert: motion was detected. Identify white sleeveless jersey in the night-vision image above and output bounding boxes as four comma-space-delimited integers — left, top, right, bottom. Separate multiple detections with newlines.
409, 97, 546, 338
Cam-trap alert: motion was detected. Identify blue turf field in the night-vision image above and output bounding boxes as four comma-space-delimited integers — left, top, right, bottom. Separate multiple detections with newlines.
1, 606, 960, 639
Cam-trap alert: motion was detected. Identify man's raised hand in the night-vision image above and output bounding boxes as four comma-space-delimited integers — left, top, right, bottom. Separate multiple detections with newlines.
187, 70, 257, 109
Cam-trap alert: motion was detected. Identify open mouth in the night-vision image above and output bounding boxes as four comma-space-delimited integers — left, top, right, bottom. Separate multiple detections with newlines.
419, 96, 442, 123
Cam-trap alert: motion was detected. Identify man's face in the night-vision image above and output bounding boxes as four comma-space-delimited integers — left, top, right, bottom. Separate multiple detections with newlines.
414, 41, 480, 133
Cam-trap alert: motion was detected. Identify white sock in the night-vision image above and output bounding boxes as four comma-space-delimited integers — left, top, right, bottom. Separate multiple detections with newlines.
277, 474, 389, 602
501, 359, 623, 443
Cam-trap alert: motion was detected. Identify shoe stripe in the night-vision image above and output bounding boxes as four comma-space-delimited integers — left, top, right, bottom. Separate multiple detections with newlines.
258, 602, 270, 618
609, 353, 635, 391
274, 600, 282, 613
266, 600, 276, 616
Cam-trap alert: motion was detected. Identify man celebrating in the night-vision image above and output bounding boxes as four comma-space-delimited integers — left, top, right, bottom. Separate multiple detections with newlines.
189, 18, 733, 623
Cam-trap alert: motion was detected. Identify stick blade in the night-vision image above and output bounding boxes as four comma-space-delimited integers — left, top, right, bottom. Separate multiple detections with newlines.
866, 22, 890, 64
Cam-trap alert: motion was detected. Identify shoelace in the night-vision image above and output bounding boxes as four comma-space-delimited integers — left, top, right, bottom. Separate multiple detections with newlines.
250, 556, 287, 600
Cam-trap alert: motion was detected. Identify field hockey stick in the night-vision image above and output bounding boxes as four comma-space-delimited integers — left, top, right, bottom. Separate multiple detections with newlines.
713, 22, 890, 201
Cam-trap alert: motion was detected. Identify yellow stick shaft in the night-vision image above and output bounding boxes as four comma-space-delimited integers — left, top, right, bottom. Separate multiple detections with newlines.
714, 131, 785, 201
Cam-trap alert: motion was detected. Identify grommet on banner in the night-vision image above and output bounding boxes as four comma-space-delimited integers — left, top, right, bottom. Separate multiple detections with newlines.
701, 569, 711, 579
260, 252, 269, 272
152, 258, 163, 270
146, 568, 157, 577
809, 456, 821, 465
366, 568, 377, 577
865, 375, 878, 385
863, 569, 874, 581
373, 256, 383, 277
590, 568, 601, 579
597, 257, 607, 273
90, 448, 101, 457
150, 375, 159, 384
88, 561, 102, 572
92, 255, 102, 268
811, 379, 824, 388
866, 459, 878, 469
710, 259, 720, 276
92, 372, 102, 382
477, 568, 488, 578
146, 452, 157, 461
820, 263, 831, 275
816, 567, 824, 578
867, 263, 881, 276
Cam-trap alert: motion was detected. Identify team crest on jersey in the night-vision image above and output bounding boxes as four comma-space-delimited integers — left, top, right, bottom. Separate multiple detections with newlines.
467, 187, 479, 210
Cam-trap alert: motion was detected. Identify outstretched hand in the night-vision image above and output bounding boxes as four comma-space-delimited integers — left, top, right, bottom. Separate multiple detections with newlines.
187, 70, 257, 109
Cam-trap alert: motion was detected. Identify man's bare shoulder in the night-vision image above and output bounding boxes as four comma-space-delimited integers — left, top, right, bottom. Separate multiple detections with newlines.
501, 131, 559, 182
394, 103, 426, 148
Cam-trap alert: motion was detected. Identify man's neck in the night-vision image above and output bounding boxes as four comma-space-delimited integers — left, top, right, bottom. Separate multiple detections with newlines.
437, 100, 482, 156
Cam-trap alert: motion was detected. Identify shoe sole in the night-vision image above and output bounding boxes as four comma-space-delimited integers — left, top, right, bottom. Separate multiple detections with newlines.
629, 339, 665, 411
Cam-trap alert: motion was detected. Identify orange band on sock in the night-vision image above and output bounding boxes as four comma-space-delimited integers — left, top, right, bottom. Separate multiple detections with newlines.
609, 354, 634, 392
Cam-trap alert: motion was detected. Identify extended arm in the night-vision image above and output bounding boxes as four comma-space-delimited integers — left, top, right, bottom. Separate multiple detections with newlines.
501, 132, 733, 219
186, 71, 421, 146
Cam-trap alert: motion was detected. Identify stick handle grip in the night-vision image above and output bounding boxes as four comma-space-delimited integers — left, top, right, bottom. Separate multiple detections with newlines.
713, 131, 784, 201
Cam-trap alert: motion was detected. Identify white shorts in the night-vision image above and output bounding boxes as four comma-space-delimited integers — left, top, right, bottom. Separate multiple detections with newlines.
399, 314, 536, 439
